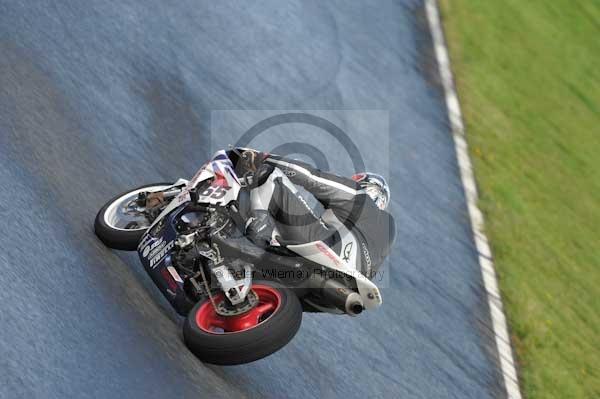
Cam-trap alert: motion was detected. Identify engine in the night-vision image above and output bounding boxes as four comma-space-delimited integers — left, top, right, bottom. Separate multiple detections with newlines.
170, 206, 237, 279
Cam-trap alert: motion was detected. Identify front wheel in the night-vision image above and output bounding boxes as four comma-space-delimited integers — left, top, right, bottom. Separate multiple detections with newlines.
183, 281, 302, 365
94, 183, 173, 251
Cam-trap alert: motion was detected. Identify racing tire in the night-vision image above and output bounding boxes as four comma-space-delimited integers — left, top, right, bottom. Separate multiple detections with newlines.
94, 182, 173, 251
183, 280, 303, 365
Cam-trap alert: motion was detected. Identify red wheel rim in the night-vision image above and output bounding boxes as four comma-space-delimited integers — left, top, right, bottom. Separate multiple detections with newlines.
195, 285, 282, 334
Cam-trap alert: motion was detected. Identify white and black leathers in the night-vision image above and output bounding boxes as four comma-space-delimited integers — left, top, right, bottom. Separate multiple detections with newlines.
245, 154, 395, 278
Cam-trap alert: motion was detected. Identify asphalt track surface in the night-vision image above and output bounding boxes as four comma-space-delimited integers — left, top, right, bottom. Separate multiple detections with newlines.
0, 1, 506, 398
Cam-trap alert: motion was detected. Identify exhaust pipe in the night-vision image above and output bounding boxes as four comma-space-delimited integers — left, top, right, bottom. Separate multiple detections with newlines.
308, 275, 364, 316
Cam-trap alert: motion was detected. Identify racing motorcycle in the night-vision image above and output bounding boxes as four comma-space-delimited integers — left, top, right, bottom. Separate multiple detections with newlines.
94, 148, 382, 365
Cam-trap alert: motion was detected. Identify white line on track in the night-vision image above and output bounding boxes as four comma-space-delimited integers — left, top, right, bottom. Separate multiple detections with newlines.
424, 1, 523, 398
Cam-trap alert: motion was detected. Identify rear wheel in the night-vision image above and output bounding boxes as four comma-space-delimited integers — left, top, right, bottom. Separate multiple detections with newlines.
183, 280, 302, 365
94, 183, 173, 250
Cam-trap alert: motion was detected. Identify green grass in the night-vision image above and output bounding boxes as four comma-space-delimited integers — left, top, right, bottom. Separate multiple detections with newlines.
438, 1, 600, 398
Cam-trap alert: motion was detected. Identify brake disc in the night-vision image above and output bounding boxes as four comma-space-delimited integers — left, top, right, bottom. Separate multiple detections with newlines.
216, 290, 259, 316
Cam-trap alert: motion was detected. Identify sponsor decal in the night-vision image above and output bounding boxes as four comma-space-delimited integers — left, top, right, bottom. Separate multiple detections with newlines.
283, 169, 297, 178
138, 234, 152, 251
149, 240, 175, 268
142, 237, 164, 258
361, 242, 372, 274
177, 192, 189, 204
316, 242, 343, 267
149, 218, 166, 236
342, 242, 353, 262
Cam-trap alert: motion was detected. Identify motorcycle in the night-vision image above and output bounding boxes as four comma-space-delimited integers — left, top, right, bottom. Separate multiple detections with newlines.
94, 148, 382, 365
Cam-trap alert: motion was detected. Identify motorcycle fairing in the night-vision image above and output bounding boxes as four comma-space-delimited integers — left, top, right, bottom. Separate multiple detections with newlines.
136, 151, 243, 314
287, 241, 382, 310
321, 209, 359, 270
138, 204, 193, 315
147, 150, 241, 230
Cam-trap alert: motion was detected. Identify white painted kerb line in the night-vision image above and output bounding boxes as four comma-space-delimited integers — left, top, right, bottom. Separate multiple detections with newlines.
424, 1, 523, 399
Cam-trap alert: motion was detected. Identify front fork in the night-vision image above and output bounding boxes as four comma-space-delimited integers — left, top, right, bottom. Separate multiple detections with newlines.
211, 263, 253, 305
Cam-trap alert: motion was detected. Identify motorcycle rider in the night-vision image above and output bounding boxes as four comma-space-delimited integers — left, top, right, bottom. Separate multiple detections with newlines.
238, 148, 395, 279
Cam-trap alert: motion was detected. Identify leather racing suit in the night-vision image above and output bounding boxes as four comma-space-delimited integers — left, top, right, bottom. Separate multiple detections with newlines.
245, 154, 395, 278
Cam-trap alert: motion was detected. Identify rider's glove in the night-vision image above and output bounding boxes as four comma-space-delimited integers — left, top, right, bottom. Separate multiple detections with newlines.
250, 162, 275, 188
245, 210, 275, 248
240, 149, 268, 172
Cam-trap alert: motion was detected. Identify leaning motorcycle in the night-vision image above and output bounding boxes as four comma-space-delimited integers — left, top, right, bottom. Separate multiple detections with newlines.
94, 149, 382, 365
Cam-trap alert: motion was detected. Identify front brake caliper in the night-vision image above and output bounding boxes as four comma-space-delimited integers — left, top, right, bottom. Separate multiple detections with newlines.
211, 264, 253, 305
